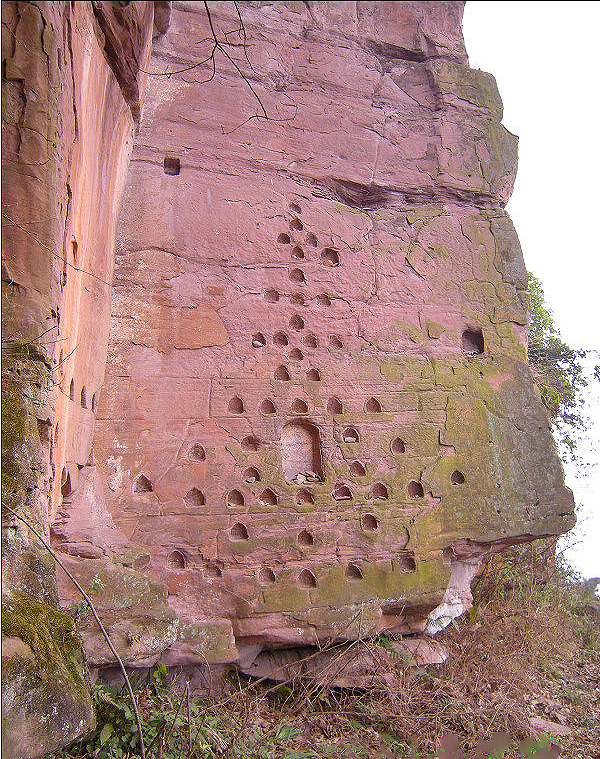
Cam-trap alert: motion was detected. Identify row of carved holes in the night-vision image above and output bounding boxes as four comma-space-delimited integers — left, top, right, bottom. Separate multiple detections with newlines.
256, 332, 343, 350
281, 250, 340, 269
135, 468, 464, 501
69, 379, 97, 412
167, 552, 416, 585
228, 396, 386, 415
264, 290, 333, 307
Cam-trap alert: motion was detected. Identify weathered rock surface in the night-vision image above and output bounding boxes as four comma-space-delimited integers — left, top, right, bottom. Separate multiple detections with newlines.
2, 2, 576, 747
50, 0, 575, 679
2, 2, 160, 756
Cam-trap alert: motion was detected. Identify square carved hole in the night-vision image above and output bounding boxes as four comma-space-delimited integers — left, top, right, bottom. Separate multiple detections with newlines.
163, 156, 180, 175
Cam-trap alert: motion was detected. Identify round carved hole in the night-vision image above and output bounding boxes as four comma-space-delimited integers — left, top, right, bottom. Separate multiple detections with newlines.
290, 314, 305, 330
342, 426, 359, 443
296, 488, 314, 506
264, 288, 279, 302
290, 292, 305, 306
306, 368, 321, 382
252, 333, 267, 348
451, 470, 465, 485
361, 513, 379, 531
168, 550, 186, 569
274, 365, 290, 381
345, 563, 363, 580
290, 218, 303, 231
228, 396, 244, 414
372, 483, 388, 500
243, 467, 260, 483
277, 232, 291, 244
302, 334, 318, 348
289, 268, 306, 285
397, 552, 417, 572
298, 529, 314, 546
289, 348, 304, 362
227, 489, 244, 507
333, 483, 352, 501
327, 397, 342, 414
259, 488, 278, 506
291, 246, 305, 260
365, 397, 382, 413
391, 437, 406, 455
273, 331, 289, 346
349, 461, 366, 477
134, 474, 153, 493
408, 481, 424, 498
189, 443, 206, 462
321, 248, 340, 267
316, 294, 331, 307
184, 488, 205, 508
260, 399, 276, 415
329, 335, 343, 349
298, 569, 317, 588
230, 522, 249, 541
305, 232, 318, 247
289, 202, 302, 214
241, 435, 260, 452
258, 567, 276, 585
290, 399, 308, 414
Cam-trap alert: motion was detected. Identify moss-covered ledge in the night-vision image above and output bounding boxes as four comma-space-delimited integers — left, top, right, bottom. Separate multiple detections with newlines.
1, 592, 95, 759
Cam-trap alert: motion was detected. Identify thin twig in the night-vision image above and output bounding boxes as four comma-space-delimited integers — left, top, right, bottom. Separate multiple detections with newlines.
4, 507, 146, 759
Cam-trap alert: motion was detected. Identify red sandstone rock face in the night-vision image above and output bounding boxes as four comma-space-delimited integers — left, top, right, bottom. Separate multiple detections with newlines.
2, 3, 157, 756
53, 1, 574, 671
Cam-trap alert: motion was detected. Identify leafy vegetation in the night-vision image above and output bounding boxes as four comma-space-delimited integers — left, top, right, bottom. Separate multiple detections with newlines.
527, 273, 590, 460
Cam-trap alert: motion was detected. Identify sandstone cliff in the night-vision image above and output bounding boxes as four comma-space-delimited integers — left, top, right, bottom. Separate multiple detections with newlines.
2, 2, 576, 756
2, 2, 162, 756
51, 1, 574, 673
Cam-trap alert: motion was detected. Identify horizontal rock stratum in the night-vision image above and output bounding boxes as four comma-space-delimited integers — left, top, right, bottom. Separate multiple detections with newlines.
51, 1, 575, 674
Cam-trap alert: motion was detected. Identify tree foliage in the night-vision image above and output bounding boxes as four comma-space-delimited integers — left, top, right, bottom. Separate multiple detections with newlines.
527, 273, 588, 460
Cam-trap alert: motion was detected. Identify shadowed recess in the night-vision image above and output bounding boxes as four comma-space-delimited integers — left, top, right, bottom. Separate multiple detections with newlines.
462, 327, 484, 355
258, 567, 276, 585
361, 513, 379, 531
227, 489, 245, 507
298, 529, 314, 546
345, 563, 363, 580
408, 481, 424, 498
189, 443, 206, 461
230, 522, 249, 540
184, 488, 205, 508
241, 436, 261, 452
134, 474, 153, 493
298, 569, 317, 588
168, 550, 186, 569
243, 467, 260, 483
228, 396, 244, 414
391, 437, 406, 454
342, 426, 359, 443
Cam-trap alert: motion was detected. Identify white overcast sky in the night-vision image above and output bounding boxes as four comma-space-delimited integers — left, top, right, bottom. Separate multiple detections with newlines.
463, 1, 600, 579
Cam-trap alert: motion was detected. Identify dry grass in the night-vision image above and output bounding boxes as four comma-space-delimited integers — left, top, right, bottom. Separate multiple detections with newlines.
56, 546, 600, 759
208, 549, 600, 758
